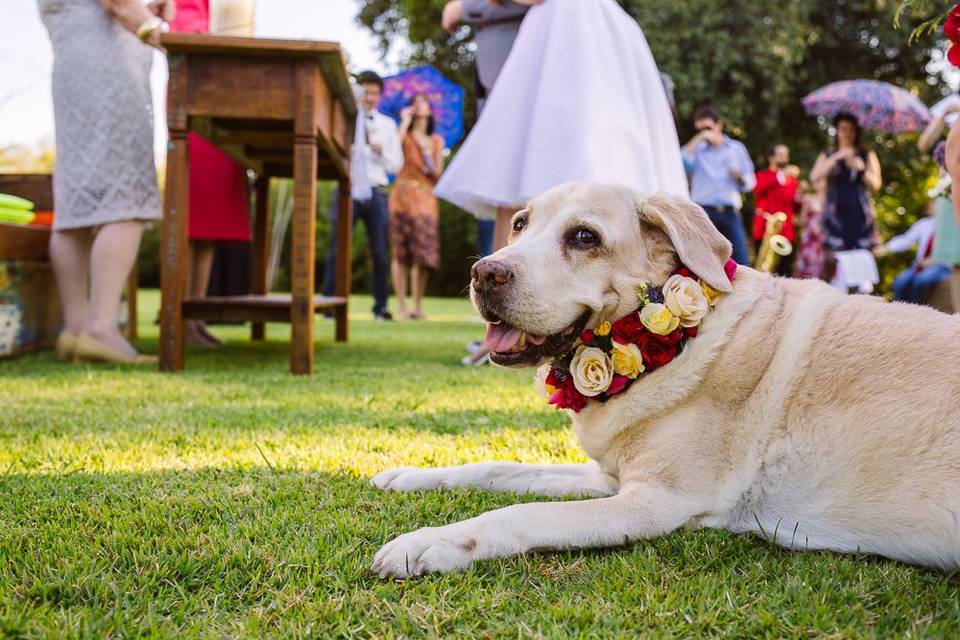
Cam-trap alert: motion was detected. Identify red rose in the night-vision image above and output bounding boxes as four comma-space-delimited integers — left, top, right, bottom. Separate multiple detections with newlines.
950, 43, 960, 67
611, 312, 645, 344
637, 331, 679, 370
580, 329, 595, 344
684, 325, 699, 339
548, 380, 588, 412
606, 375, 630, 396
672, 266, 693, 278
946, 3, 960, 42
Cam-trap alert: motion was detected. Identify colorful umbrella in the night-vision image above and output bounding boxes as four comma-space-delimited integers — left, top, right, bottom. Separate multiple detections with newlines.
379, 65, 465, 148
801, 79, 931, 134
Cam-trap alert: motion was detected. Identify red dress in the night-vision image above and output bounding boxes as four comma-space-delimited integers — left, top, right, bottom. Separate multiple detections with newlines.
171, 1, 252, 242
753, 169, 798, 243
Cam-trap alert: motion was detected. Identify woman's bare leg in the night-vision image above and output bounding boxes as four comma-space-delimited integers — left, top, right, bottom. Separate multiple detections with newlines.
83, 220, 145, 357
411, 264, 428, 319
186, 241, 222, 347
391, 259, 409, 320
49, 228, 93, 335
493, 207, 515, 252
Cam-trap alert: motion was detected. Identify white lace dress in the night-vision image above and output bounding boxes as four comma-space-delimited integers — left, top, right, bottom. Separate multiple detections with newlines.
435, 0, 688, 220
38, 0, 162, 230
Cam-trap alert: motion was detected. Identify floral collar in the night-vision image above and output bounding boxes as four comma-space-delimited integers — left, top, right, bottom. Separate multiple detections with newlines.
536, 260, 738, 412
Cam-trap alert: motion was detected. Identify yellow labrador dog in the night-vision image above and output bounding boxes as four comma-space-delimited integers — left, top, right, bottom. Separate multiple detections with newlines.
371, 182, 960, 579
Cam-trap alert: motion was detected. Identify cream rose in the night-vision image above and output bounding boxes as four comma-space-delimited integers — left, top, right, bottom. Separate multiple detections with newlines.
639, 303, 680, 335
569, 345, 614, 397
611, 341, 645, 379
662, 275, 709, 328
533, 363, 555, 399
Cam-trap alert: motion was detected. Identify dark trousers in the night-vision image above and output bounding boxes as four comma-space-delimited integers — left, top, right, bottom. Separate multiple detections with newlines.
701, 205, 750, 265
892, 264, 951, 305
322, 188, 390, 315
477, 218, 495, 257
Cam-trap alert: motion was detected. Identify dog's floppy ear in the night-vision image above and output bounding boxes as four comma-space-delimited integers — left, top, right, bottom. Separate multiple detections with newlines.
636, 192, 733, 292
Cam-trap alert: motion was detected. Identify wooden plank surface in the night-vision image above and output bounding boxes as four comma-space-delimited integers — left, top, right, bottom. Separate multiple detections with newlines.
183, 294, 345, 323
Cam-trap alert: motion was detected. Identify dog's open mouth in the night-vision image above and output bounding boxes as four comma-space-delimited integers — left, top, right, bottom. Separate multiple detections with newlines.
483, 310, 591, 366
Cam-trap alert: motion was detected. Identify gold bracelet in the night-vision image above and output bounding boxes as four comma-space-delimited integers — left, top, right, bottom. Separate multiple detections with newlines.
136, 16, 163, 43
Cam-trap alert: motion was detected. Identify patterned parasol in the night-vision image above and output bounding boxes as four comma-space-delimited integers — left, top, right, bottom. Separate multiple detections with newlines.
801, 79, 931, 134
379, 65, 465, 148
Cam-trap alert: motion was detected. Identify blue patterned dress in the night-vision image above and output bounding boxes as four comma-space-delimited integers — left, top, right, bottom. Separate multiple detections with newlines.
822, 149, 876, 251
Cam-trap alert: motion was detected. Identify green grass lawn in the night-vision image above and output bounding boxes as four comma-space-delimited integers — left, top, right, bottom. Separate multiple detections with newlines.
1, 291, 959, 638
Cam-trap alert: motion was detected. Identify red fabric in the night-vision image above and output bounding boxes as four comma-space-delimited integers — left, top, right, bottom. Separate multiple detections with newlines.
171, 1, 251, 242
752, 169, 798, 242
170, 0, 209, 32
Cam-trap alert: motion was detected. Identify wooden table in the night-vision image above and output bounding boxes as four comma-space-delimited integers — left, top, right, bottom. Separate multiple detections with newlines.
160, 34, 355, 374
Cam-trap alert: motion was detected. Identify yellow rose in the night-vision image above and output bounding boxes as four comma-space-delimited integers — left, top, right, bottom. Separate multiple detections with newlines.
569, 345, 614, 397
594, 321, 611, 337
611, 341, 645, 379
699, 279, 721, 306
639, 303, 680, 336
662, 275, 709, 328
533, 364, 556, 399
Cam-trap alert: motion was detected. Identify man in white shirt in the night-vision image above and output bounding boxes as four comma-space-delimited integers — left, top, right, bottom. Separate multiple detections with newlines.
323, 71, 404, 320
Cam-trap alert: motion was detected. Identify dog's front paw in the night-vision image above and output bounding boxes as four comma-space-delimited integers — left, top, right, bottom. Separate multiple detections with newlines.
372, 526, 478, 579
371, 467, 446, 492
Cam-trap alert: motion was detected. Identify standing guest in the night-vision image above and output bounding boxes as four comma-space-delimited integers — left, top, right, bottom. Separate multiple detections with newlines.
389, 95, 445, 321
809, 112, 882, 255
442, 0, 531, 257
170, 0, 252, 348
875, 200, 950, 305
322, 71, 403, 321
38, 0, 173, 364
752, 144, 799, 275
681, 106, 755, 265
918, 97, 960, 269
796, 177, 828, 280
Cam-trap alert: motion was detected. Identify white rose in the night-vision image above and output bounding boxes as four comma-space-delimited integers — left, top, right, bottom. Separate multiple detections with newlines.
611, 340, 645, 379
569, 345, 614, 397
662, 275, 709, 328
533, 363, 554, 399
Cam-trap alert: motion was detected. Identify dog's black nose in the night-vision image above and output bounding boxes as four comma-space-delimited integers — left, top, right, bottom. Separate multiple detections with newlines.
472, 260, 514, 292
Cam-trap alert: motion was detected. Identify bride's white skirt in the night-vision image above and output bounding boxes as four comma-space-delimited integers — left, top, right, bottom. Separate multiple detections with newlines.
435, 0, 689, 220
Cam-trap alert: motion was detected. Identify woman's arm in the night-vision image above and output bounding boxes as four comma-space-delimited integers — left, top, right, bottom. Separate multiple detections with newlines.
947, 124, 960, 229
398, 107, 414, 140
431, 136, 446, 178
808, 152, 830, 184
100, 0, 164, 47
863, 151, 882, 192
918, 116, 948, 154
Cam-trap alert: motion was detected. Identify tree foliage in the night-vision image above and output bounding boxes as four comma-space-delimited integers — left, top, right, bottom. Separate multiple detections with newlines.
355, 0, 956, 294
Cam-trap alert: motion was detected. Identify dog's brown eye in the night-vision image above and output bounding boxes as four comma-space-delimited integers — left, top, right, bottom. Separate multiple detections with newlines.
512, 217, 527, 234
568, 228, 600, 248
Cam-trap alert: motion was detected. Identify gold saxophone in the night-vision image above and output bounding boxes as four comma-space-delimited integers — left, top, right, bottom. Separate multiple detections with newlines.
754, 211, 793, 273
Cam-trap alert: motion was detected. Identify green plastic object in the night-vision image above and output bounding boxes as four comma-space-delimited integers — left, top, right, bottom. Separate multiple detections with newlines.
0, 193, 35, 211
0, 207, 36, 224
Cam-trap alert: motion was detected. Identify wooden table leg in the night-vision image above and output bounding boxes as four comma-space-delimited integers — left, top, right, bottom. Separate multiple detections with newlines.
290, 140, 318, 374
334, 181, 351, 342
125, 266, 138, 340
251, 176, 269, 341
160, 130, 190, 372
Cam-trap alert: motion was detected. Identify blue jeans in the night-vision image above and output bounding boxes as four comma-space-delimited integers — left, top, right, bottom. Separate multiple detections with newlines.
892, 264, 951, 305
701, 205, 749, 265
322, 189, 390, 315
476, 218, 495, 258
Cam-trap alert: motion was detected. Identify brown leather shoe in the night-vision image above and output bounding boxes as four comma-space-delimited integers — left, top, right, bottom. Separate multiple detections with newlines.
55, 332, 77, 361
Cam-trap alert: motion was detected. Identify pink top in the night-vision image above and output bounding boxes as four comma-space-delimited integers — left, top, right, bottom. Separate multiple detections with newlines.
170, 0, 209, 32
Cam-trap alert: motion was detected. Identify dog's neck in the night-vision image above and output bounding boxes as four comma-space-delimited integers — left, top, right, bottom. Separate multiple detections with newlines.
567, 268, 773, 470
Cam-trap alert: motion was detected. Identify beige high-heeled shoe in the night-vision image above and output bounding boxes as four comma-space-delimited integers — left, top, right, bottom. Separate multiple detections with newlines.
72, 334, 158, 365
55, 332, 77, 361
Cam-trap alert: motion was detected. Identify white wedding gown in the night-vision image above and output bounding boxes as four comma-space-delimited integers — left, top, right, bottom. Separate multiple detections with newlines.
435, 0, 689, 220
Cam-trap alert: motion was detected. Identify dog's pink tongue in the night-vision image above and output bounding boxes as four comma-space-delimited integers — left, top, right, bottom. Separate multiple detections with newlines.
484, 324, 522, 352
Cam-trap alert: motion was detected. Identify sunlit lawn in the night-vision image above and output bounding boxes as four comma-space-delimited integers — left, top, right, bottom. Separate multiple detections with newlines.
1, 291, 959, 637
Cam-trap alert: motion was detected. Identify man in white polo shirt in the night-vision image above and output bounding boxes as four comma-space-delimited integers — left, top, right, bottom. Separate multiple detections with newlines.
323, 71, 404, 320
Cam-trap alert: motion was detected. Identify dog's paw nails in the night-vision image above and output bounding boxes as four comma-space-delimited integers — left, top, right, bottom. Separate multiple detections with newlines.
371, 527, 475, 579
370, 467, 443, 492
